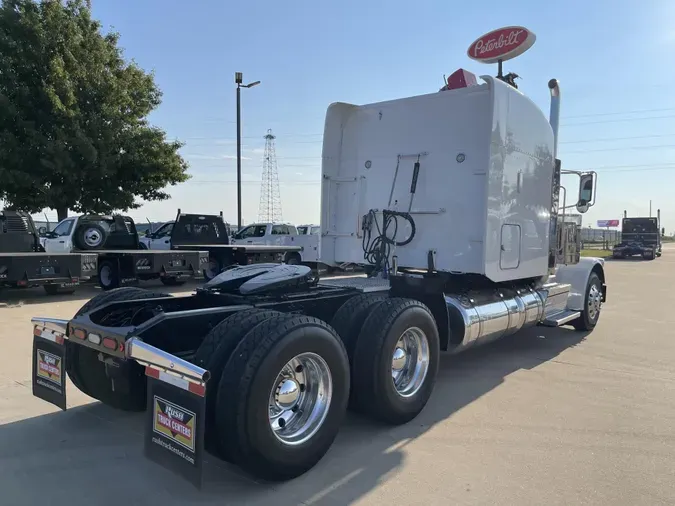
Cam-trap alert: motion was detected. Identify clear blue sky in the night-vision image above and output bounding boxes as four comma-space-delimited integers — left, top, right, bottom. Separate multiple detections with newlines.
41, 0, 675, 231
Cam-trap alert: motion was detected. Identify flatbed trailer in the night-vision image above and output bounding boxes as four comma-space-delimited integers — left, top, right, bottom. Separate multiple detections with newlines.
173, 243, 301, 266
27, 29, 610, 488
168, 212, 303, 280
0, 251, 98, 294
90, 248, 209, 290
0, 210, 98, 295
41, 213, 209, 290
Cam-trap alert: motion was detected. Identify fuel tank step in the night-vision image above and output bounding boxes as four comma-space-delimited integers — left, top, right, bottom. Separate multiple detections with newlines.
541, 309, 580, 327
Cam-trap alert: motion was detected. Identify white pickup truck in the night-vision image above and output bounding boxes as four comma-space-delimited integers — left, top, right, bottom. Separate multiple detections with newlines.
138, 221, 174, 250
230, 222, 320, 264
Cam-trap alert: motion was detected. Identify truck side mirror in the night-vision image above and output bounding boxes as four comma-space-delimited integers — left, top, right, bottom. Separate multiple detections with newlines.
38, 227, 47, 235
576, 174, 594, 213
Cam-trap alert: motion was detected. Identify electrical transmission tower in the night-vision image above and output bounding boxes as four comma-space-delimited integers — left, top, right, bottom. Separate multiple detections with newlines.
258, 129, 283, 222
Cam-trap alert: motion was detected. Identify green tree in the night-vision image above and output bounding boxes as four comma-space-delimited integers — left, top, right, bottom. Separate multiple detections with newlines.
0, 0, 189, 221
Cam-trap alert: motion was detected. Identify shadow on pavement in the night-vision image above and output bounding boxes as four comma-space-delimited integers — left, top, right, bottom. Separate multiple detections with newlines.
0, 325, 587, 506
0, 280, 202, 307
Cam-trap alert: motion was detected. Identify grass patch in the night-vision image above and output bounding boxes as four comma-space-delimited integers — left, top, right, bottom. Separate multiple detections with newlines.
581, 249, 613, 258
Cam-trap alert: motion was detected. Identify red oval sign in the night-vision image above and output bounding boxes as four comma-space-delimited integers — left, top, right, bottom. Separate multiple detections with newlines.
467, 26, 536, 64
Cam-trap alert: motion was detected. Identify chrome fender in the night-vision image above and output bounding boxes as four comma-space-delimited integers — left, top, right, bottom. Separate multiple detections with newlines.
553, 257, 605, 311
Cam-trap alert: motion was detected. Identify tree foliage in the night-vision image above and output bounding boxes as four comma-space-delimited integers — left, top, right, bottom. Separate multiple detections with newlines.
0, 0, 189, 220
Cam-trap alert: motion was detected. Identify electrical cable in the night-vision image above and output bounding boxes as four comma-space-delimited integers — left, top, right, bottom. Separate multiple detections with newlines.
361, 209, 416, 278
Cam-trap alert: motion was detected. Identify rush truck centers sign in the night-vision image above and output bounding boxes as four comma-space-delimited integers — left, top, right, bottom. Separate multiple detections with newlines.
467, 26, 536, 64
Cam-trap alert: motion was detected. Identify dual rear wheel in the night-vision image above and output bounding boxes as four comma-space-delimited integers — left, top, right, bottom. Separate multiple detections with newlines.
68, 288, 440, 481
191, 295, 440, 481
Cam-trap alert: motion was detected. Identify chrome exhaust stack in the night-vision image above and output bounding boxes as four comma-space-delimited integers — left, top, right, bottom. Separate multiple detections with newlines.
548, 79, 560, 159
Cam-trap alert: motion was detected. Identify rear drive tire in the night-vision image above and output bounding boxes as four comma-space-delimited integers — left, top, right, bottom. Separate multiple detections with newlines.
98, 260, 120, 291
351, 298, 440, 425
214, 314, 349, 481
572, 272, 603, 331
67, 287, 171, 411
330, 293, 387, 410
330, 293, 388, 361
192, 308, 283, 457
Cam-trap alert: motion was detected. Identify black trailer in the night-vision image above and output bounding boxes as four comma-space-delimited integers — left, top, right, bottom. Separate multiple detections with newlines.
0, 210, 98, 295
168, 211, 301, 279
612, 217, 662, 260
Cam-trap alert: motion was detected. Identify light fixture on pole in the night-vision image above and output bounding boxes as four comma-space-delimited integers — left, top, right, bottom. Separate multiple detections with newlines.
235, 72, 261, 230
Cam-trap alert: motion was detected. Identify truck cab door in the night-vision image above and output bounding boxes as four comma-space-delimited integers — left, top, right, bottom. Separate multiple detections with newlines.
270, 224, 291, 245
149, 223, 173, 250
43, 218, 76, 253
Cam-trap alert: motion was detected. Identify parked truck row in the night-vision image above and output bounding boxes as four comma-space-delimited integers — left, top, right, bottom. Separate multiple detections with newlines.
1, 210, 305, 295
30, 27, 609, 488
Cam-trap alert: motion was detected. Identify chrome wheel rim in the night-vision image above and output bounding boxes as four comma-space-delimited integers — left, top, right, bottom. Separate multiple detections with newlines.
268, 352, 332, 446
391, 326, 430, 398
84, 228, 103, 247
588, 284, 602, 320
100, 265, 111, 287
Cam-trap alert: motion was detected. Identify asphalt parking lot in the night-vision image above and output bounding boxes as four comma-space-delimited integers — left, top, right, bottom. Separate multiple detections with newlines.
2, 251, 675, 506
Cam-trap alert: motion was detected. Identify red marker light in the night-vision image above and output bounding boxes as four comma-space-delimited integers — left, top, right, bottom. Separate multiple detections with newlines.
102, 338, 117, 350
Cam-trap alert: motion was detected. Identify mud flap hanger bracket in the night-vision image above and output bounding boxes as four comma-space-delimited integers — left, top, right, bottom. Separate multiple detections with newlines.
126, 337, 210, 396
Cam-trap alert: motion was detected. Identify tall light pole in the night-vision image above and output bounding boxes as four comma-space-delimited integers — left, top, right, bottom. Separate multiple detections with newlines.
235, 72, 260, 230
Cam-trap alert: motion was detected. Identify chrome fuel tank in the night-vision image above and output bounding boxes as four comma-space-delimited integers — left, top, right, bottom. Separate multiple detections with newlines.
445, 286, 551, 354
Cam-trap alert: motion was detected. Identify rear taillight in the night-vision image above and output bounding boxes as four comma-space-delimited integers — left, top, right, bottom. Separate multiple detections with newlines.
102, 337, 117, 350
70, 327, 122, 353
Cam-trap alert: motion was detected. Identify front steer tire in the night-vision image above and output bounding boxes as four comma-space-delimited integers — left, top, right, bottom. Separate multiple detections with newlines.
350, 298, 440, 425
214, 314, 350, 481
571, 272, 603, 331
67, 287, 171, 411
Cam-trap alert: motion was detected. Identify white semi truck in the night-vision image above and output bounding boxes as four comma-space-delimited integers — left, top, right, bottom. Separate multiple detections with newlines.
30, 27, 606, 487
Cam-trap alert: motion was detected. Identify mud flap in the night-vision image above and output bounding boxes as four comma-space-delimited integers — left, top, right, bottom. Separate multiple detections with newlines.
32, 334, 67, 411
143, 367, 206, 489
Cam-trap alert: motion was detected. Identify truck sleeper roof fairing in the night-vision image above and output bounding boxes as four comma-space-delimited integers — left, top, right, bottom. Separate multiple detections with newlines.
320, 74, 555, 283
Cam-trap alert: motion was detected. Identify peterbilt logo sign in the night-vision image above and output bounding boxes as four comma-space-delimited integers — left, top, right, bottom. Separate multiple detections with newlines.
467, 26, 536, 64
